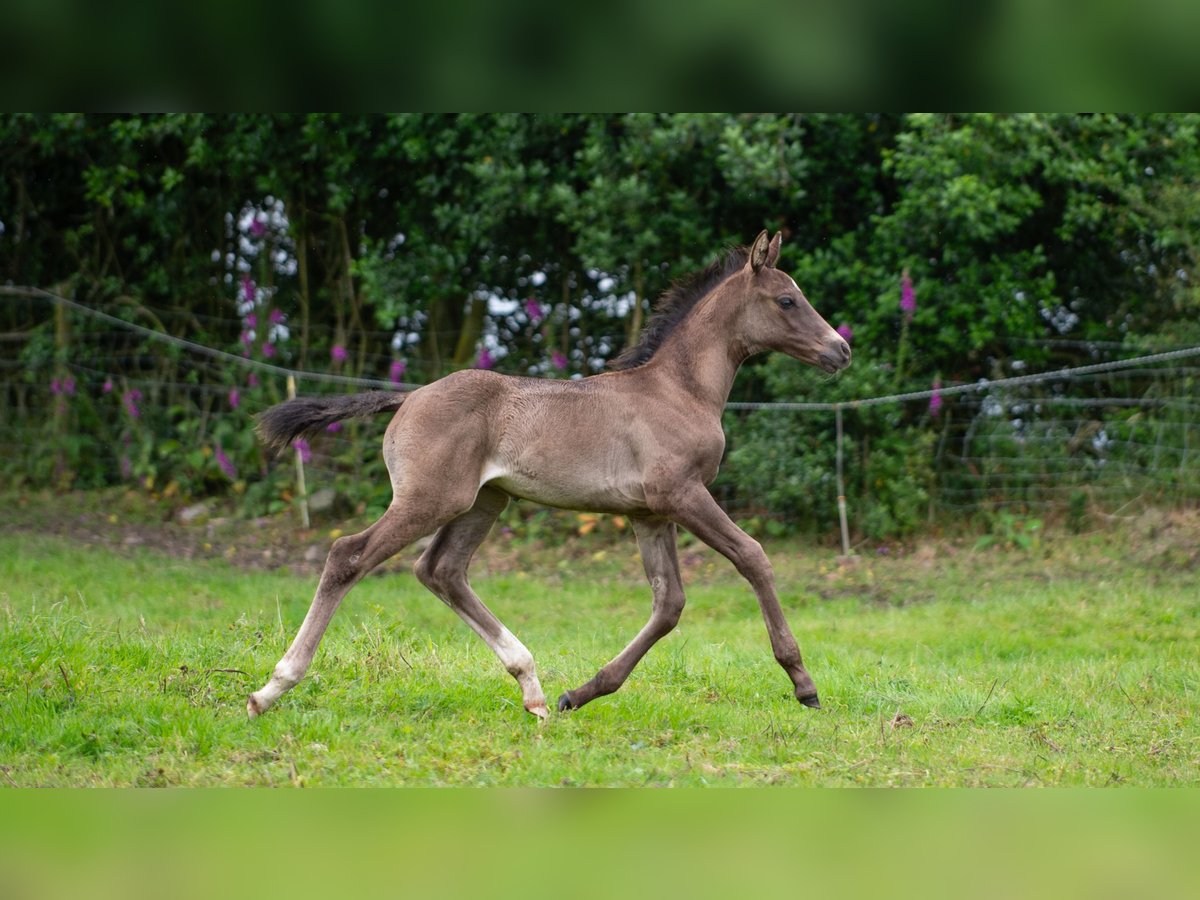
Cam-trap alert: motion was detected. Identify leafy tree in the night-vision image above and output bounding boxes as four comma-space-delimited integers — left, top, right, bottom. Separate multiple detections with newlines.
2, 113, 1197, 534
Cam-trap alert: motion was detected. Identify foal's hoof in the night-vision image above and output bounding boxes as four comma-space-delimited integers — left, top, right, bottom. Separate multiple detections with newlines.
526, 702, 550, 720
557, 691, 577, 713
797, 692, 822, 710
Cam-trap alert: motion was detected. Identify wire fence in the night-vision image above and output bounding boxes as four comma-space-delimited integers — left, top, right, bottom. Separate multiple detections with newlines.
724, 344, 1200, 546
718, 358, 1197, 549
4, 286, 1199, 540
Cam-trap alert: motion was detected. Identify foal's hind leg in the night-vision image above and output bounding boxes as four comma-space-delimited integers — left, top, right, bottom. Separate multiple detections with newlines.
558, 517, 685, 711
247, 499, 459, 717
414, 487, 549, 718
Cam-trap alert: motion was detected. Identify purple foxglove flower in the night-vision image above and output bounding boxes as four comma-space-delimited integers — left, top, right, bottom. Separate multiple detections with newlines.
215, 444, 237, 480
929, 379, 943, 417
102, 378, 114, 394
292, 438, 312, 464
123, 389, 143, 419
249, 216, 266, 238
389, 359, 407, 384
900, 270, 916, 319
247, 373, 259, 389
551, 350, 567, 370
330, 344, 348, 363
262, 342, 276, 358
524, 298, 544, 324
836, 323, 853, 343
242, 275, 256, 305
326, 421, 342, 433
50, 378, 62, 396
269, 308, 285, 325
476, 348, 495, 370
229, 387, 240, 409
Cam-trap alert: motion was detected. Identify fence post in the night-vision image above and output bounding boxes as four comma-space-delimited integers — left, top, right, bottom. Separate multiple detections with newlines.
287, 375, 311, 528
835, 403, 851, 557
52, 296, 70, 480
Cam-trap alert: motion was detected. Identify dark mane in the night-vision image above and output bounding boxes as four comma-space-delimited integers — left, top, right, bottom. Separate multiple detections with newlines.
609, 246, 750, 370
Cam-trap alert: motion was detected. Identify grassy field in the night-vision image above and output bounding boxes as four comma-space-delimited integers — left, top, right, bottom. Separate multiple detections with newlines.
1, 510, 1197, 786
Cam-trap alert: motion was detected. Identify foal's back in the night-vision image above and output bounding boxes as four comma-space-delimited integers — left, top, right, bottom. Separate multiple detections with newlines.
384, 367, 707, 515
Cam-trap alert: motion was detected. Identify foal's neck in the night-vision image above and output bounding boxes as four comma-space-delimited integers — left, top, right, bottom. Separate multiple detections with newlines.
650, 288, 754, 413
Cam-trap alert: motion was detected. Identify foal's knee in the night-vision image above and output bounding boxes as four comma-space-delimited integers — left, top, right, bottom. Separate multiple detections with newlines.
734, 539, 774, 584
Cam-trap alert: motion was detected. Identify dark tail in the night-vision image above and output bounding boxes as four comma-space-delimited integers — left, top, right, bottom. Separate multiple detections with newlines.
256, 390, 405, 451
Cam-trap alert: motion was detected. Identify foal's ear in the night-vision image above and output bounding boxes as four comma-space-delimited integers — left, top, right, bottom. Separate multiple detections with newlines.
765, 231, 782, 269
749, 230, 771, 273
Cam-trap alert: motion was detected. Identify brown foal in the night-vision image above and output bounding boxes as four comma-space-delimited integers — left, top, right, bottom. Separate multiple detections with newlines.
247, 231, 851, 719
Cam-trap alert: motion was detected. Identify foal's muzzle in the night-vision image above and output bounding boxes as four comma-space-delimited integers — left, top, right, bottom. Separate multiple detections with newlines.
818, 337, 852, 373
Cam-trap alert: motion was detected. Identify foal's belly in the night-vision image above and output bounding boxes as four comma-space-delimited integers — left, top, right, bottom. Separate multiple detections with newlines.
482, 463, 649, 515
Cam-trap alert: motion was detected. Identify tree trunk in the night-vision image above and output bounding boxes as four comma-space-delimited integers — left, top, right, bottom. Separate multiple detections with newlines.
626, 258, 645, 348
452, 294, 486, 368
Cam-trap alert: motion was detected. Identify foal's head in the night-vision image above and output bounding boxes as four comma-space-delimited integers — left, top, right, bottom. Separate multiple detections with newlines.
732, 230, 851, 374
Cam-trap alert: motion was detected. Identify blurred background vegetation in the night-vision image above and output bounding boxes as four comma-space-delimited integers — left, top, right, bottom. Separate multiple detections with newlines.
2, 113, 1198, 541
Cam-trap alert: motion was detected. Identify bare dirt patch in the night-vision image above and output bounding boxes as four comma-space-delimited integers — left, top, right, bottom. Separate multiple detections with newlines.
2, 490, 346, 576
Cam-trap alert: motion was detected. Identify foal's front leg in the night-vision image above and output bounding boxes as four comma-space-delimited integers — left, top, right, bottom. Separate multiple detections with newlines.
654, 483, 821, 709
558, 517, 686, 711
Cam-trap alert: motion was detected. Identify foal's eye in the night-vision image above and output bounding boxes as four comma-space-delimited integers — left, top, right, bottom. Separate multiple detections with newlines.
777, 296, 796, 310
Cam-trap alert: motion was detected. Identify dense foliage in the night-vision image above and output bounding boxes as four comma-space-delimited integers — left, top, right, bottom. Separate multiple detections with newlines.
2, 114, 1198, 537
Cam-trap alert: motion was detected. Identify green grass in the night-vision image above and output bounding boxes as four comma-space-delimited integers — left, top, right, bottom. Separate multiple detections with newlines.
1, 526, 1197, 786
